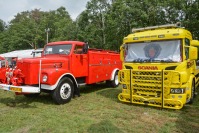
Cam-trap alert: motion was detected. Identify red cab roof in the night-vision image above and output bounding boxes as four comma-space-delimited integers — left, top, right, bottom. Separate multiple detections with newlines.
47, 41, 85, 46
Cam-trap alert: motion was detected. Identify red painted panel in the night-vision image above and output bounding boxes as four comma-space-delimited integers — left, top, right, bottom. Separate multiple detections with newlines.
86, 50, 122, 84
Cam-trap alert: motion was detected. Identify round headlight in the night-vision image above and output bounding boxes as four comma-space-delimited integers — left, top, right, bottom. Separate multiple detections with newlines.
122, 84, 127, 89
42, 75, 48, 82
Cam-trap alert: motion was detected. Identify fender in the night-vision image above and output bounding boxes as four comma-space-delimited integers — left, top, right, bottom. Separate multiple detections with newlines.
188, 74, 195, 88
186, 74, 195, 100
110, 68, 119, 81
41, 73, 78, 90
195, 75, 199, 87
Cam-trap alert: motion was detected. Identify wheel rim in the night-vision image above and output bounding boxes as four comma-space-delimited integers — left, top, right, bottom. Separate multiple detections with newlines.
60, 83, 71, 99
115, 75, 119, 85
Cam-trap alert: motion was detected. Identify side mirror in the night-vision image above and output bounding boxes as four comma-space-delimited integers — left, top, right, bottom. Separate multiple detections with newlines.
120, 45, 125, 61
189, 46, 198, 60
191, 40, 199, 46
82, 43, 89, 54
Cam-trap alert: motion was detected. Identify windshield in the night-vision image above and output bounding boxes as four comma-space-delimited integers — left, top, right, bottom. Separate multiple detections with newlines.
44, 44, 72, 55
125, 40, 181, 63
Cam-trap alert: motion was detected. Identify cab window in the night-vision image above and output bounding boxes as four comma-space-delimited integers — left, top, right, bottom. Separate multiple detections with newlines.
185, 38, 190, 60
74, 45, 83, 54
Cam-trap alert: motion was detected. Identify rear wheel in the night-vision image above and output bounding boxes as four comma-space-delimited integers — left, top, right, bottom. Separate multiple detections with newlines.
52, 77, 74, 104
107, 71, 119, 88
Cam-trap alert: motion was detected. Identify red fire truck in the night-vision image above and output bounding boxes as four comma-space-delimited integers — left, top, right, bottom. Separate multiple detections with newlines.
0, 41, 122, 104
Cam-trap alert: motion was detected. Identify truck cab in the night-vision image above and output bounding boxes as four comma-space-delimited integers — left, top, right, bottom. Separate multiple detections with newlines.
118, 23, 199, 109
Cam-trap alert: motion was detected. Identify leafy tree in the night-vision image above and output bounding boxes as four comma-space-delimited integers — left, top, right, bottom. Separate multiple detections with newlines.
0, 19, 8, 53
0, 19, 6, 32
1, 0, 199, 54
49, 7, 76, 41
6, 9, 46, 51
0, 7, 75, 53
76, 0, 111, 49
181, 0, 199, 39
77, 0, 199, 51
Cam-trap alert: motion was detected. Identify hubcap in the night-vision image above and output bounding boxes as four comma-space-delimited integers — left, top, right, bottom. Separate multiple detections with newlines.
60, 83, 71, 99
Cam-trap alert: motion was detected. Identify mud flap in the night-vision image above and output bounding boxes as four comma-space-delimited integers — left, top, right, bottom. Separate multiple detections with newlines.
74, 86, 80, 97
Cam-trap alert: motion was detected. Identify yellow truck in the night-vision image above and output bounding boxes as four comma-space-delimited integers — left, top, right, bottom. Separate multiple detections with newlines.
118, 23, 199, 109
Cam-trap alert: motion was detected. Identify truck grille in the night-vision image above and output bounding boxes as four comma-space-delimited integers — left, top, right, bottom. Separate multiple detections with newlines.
132, 71, 162, 97
119, 69, 182, 109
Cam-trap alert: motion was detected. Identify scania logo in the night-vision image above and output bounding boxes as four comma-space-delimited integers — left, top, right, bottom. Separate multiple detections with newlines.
138, 66, 158, 70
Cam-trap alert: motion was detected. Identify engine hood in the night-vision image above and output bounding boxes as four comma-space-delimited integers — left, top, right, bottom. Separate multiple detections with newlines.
15, 56, 70, 85
17, 56, 69, 64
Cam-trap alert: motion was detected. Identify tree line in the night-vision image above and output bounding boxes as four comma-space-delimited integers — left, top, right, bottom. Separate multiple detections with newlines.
0, 0, 198, 53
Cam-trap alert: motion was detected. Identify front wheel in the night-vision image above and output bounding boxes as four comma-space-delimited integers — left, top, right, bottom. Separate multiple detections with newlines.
52, 77, 74, 104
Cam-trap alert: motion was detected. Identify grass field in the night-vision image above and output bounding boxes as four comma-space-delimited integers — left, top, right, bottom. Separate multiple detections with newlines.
0, 84, 199, 133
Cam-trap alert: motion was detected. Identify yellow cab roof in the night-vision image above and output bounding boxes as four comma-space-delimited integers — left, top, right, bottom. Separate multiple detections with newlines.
124, 26, 192, 43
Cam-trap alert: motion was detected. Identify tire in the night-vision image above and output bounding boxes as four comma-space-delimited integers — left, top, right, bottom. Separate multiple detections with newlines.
107, 71, 119, 88
24, 93, 40, 98
105, 80, 111, 87
52, 77, 74, 104
188, 81, 195, 104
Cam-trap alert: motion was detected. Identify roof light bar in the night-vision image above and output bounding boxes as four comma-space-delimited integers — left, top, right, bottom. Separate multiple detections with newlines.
132, 22, 181, 33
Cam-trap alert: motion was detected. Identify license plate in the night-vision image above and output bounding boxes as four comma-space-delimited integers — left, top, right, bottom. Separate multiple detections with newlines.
10, 87, 22, 92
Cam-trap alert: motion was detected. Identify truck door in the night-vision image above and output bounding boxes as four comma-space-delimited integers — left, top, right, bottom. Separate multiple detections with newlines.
71, 44, 88, 77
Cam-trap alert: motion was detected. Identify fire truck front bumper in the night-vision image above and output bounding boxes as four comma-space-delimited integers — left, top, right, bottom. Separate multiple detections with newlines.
0, 84, 40, 93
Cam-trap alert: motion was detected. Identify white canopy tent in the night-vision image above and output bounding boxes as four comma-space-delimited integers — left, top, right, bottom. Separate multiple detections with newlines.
0, 49, 43, 67
0, 49, 43, 59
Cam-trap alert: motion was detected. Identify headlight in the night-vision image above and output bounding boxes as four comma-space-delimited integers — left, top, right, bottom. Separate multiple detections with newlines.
123, 84, 127, 89
122, 72, 124, 78
170, 88, 185, 94
42, 75, 48, 82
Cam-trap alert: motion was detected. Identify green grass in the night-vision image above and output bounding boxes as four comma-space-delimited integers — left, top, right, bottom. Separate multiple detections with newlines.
0, 84, 199, 133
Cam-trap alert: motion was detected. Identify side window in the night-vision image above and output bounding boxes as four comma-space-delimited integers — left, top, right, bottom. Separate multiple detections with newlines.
185, 38, 190, 60
74, 45, 83, 54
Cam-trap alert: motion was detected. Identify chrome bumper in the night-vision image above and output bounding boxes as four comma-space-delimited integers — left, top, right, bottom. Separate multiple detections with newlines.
0, 84, 40, 93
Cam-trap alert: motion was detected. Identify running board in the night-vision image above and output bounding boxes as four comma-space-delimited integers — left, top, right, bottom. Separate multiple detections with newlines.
78, 83, 86, 87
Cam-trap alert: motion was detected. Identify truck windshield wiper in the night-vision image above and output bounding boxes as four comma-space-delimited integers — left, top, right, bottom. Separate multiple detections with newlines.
156, 59, 174, 63
131, 59, 175, 63
152, 59, 175, 63
132, 58, 142, 63
132, 58, 153, 63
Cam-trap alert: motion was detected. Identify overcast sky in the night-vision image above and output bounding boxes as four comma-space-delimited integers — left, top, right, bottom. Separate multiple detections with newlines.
0, 0, 90, 23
